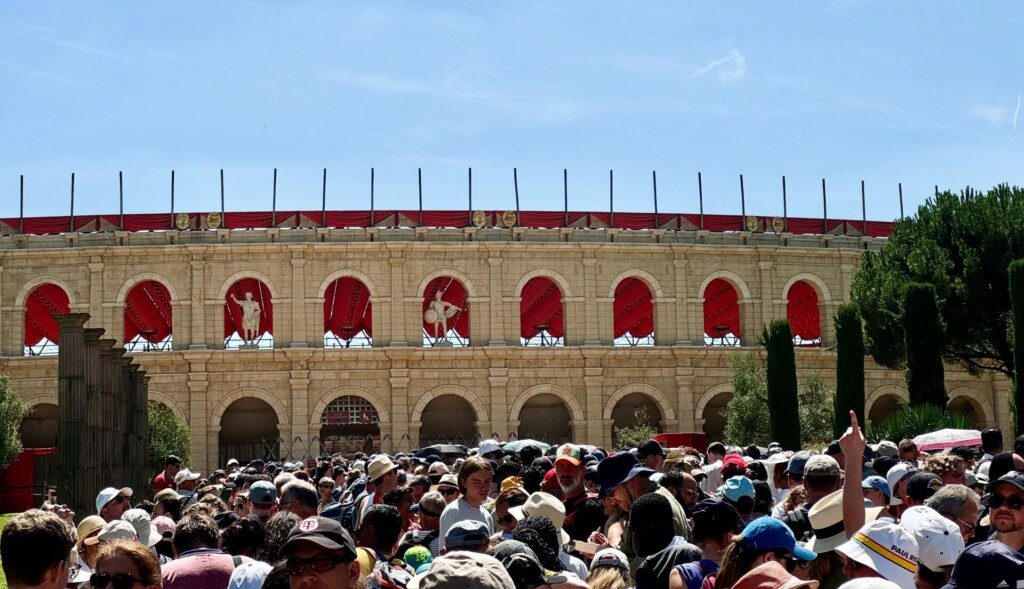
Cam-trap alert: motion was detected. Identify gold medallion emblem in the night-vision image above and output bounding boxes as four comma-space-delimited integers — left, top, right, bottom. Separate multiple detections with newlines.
502, 211, 518, 228
175, 213, 190, 231
771, 217, 785, 233
745, 215, 759, 232
206, 212, 222, 230
472, 210, 488, 228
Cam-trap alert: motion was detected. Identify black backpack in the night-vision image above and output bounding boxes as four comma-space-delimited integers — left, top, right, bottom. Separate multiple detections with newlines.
339, 490, 369, 533
781, 507, 812, 542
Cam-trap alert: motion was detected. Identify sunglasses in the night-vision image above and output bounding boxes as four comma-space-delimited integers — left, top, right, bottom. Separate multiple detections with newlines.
440, 488, 459, 497
984, 494, 1024, 511
498, 514, 517, 525
90, 573, 143, 589
286, 555, 350, 576
318, 483, 334, 489
113, 495, 129, 504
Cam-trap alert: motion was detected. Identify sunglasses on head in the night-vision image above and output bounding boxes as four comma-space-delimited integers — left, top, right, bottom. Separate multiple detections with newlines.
91, 573, 143, 589
286, 555, 350, 576
984, 494, 1024, 511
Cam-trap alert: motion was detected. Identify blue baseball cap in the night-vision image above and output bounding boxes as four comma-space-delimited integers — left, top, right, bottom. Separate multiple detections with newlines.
741, 516, 817, 562
597, 453, 642, 497
861, 475, 892, 501
248, 480, 277, 504
718, 476, 755, 502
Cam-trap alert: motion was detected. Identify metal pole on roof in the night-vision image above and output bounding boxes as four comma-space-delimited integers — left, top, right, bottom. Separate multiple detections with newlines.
321, 168, 328, 227
898, 183, 904, 219
563, 169, 568, 227
418, 168, 423, 226
652, 170, 659, 229
740, 174, 746, 220
782, 175, 788, 230
821, 178, 828, 234
169, 170, 174, 228
271, 168, 277, 227
19, 175, 24, 233
698, 171, 704, 230
220, 169, 225, 218
119, 171, 124, 230
69, 173, 76, 233
370, 168, 375, 227
861, 180, 867, 235
468, 167, 473, 219
514, 168, 520, 216
609, 169, 614, 228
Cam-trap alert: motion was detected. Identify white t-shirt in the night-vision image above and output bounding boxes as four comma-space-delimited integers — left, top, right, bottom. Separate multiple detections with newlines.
558, 551, 589, 579
438, 497, 493, 551
701, 460, 723, 493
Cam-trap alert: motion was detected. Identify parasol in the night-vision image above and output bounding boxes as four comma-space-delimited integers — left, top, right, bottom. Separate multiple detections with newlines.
912, 428, 981, 452
502, 439, 552, 453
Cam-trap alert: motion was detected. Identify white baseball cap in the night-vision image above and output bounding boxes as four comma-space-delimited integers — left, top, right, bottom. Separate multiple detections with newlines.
899, 506, 964, 572
121, 508, 161, 547
591, 548, 629, 571
94, 487, 133, 514
227, 458, 240, 467
478, 439, 502, 456
174, 468, 202, 485
885, 462, 918, 506
836, 520, 919, 589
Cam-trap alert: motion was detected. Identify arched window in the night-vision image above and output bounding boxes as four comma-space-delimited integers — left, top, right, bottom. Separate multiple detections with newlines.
224, 279, 273, 349
521, 277, 564, 347
219, 398, 280, 464
703, 278, 741, 346
613, 278, 654, 346
24, 284, 70, 356
422, 277, 469, 347
124, 280, 173, 352
324, 277, 372, 348
320, 395, 381, 454
786, 280, 821, 347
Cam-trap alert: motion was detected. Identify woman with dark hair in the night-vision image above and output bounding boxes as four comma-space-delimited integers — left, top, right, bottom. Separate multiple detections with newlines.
513, 515, 565, 574
710, 517, 816, 589
669, 499, 743, 589
93, 540, 161, 589
221, 516, 265, 558
383, 486, 418, 536
255, 511, 300, 564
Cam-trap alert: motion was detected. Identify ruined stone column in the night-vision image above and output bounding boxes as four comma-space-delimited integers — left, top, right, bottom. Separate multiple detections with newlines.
82, 328, 105, 497
110, 348, 128, 487
97, 339, 116, 482
56, 313, 89, 518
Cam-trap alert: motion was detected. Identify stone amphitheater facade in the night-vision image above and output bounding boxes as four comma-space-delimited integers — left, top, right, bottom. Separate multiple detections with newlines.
0, 226, 1009, 472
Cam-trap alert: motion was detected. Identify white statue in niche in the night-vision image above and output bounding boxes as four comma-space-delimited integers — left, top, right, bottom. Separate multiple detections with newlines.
424, 291, 461, 344
230, 291, 262, 344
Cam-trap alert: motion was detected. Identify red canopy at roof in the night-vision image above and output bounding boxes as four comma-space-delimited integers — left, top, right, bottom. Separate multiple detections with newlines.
422, 277, 469, 339
703, 278, 740, 339
223, 279, 273, 339
124, 280, 173, 343
613, 278, 654, 339
520, 277, 564, 339
24, 284, 70, 346
787, 280, 821, 344
324, 277, 372, 340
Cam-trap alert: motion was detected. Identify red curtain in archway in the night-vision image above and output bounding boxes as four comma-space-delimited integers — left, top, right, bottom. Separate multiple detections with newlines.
520, 277, 564, 338
613, 278, 654, 338
422, 277, 469, 338
24, 284, 70, 346
703, 278, 740, 338
787, 280, 821, 344
223, 279, 274, 339
124, 281, 173, 343
324, 277, 372, 340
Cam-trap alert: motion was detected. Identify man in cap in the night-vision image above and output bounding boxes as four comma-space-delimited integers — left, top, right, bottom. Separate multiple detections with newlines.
861, 475, 891, 508
700, 442, 727, 493
637, 440, 666, 472
279, 516, 360, 589
226, 458, 240, 474
414, 552, 515, 589
442, 520, 490, 554
478, 439, 503, 461
435, 474, 460, 504
153, 455, 181, 492
553, 443, 605, 542
247, 480, 279, 524
781, 454, 841, 540
985, 471, 1024, 552
904, 472, 943, 508
174, 468, 202, 505
426, 461, 449, 485
0, 510, 75, 589
95, 487, 133, 522
899, 506, 964, 589
355, 455, 399, 529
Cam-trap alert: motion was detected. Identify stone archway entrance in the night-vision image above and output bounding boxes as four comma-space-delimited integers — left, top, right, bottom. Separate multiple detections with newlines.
517, 394, 572, 444
319, 395, 381, 454
20, 403, 58, 448
419, 395, 477, 447
701, 392, 733, 443
219, 398, 280, 464
948, 396, 982, 427
611, 393, 663, 446
868, 394, 904, 425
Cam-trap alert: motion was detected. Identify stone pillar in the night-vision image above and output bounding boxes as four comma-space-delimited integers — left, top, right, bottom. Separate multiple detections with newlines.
488, 368, 510, 437
290, 369, 311, 456
186, 356, 211, 472
583, 368, 605, 445
487, 256, 506, 346
675, 367, 697, 432
97, 339, 116, 487
189, 261, 208, 350
170, 300, 188, 351
290, 257, 309, 347
671, 258, 694, 346
56, 313, 88, 517
564, 296, 587, 346
0, 264, 5, 356
389, 258, 410, 346
582, 257, 603, 346
82, 329, 104, 492
89, 261, 104, 333
389, 369, 410, 446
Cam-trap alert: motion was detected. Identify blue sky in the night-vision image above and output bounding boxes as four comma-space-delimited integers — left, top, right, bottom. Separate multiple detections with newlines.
2, 2, 1022, 221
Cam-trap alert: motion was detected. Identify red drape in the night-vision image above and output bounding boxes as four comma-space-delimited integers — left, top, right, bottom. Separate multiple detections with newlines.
223, 279, 273, 339
24, 284, 70, 346
613, 278, 654, 338
520, 277, 564, 338
703, 279, 740, 339
787, 281, 821, 344
324, 277, 372, 340
124, 281, 173, 343
422, 277, 469, 338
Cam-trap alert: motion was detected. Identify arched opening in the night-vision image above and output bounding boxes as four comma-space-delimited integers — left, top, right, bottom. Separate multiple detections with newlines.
868, 394, 904, 425
324, 277, 372, 348
24, 284, 70, 356
786, 280, 821, 347
611, 393, 663, 443
613, 278, 654, 347
422, 277, 470, 347
224, 278, 273, 349
124, 280, 173, 352
319, 395, 381, 454
948, 396, 982, 428
521, 277, 564, 347
19, 403, 58, 448
701, 392, 733, 443
517, 394, 572, 444
419, 395, 477, 446
219, 398, 280, 464
703, 279, 741, 347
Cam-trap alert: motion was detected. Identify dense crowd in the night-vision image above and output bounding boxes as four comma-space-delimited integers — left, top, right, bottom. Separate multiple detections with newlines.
3, 412, 1024, 589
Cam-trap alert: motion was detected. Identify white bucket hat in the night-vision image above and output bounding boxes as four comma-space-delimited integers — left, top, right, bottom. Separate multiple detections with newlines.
836, 520, 919, 589
508, 492, 571, 547
121, 508, 161, 547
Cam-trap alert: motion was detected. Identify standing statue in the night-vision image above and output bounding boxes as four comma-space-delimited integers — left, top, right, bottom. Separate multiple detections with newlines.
423, 291, 462, 343
230, 292, 262, 344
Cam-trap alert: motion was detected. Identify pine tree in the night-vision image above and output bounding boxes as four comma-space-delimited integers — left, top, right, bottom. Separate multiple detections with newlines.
762, 320, 801, 449
833, 304, 865, 438
1010, 259, 1024, 434
903, 283, 947, 409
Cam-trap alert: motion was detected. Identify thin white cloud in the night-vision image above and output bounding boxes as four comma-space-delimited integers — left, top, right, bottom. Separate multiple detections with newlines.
1014, 94, 1021, 131
968, 104, 1011, 127
691, 50, 746, 81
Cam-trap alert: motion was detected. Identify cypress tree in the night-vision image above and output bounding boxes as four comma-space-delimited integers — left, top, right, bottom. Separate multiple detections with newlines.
1010, 259, 1024, 434
833, 304, 865, 438
903, 283, 947, 409
762, 320, 801, 449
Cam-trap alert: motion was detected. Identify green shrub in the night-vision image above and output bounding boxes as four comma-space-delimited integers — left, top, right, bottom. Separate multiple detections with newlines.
613, 407, 659, 449
0, 375, 29, 471
148, 402, 190, 474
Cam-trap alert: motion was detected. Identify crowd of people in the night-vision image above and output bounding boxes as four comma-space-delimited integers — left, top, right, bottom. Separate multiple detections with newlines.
4, 411, 1024, 589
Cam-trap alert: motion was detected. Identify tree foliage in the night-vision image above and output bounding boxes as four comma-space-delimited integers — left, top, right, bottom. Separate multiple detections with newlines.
833, 304, 865, 438
762, 320, 802, 450
0, 375, 29, 471
148, 402, 190, 474
1011, 259, 1024, 434
865, 404, 971, 444
800, 373, 835, 448
722, 354, 771, 446
851, 185, 1024, 378
903, 283, 947, 409
613, 407, 659, 450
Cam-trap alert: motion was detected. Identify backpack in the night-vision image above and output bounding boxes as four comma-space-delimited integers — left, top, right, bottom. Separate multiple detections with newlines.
395, 529, 440, 560
339, 490, 369, 533
781, 507, 812, 542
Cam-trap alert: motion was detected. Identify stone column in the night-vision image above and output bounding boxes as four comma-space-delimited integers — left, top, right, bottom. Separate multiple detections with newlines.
82, 328, 104, 491
486, 256, 506, 346
582, 257, 603, 346
290, 369, 311, 456
170, 300, 188, 351
187, 355, 211, 472
56, 313, 88, 517
583, 368, 605, 445
97, 339, 116, 485
0, 264, 5, 356
189, 261, 208, 349
290, 257, 309, 347
389, 369, 410, 447
389, 258, 410, 346
674, 366, 697, 432
488, 368, 510, 437
89, 261, 104, 332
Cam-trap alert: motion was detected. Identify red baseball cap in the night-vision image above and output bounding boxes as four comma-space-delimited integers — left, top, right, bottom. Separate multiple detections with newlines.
722, 454, 747, 470
554, 443, 584, 467
541, 468, 559, 492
